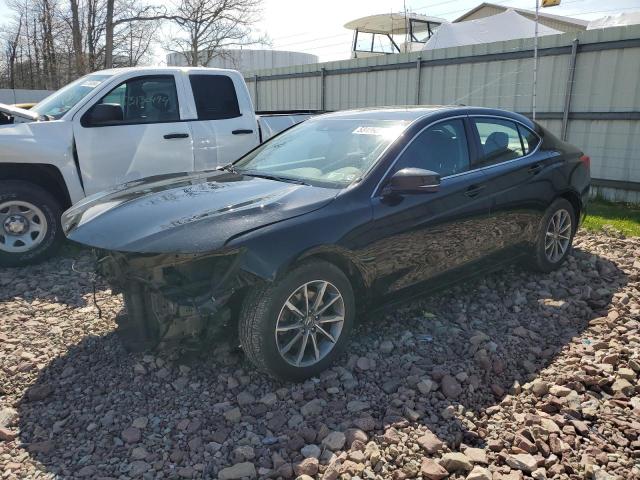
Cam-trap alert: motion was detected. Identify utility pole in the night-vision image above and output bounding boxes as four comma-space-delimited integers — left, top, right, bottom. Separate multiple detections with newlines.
532, 0, 539, 120
534, 0, 561, 120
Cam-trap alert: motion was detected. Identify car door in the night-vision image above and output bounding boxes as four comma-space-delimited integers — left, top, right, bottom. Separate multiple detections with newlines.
73, 74, 194, 195
186, 73, 260, 171
468, 116, 554, 251
366, 116, 493, 295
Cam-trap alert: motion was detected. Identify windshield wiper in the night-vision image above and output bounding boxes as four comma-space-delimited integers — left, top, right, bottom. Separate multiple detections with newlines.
219, 163, 238, 174
242, 171, 311, 186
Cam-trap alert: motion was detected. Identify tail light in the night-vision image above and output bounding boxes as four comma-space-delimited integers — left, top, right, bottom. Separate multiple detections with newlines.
580, 155, 590, 170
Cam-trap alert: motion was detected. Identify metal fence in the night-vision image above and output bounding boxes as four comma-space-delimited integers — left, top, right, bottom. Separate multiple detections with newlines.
0, 89, 52, 105
245, 25, 640, 203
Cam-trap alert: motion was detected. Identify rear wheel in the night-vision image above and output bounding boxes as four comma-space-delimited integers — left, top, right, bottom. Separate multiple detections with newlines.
0, 180, 64, 267
239, 260, 355, 381
528, 198, 576, 272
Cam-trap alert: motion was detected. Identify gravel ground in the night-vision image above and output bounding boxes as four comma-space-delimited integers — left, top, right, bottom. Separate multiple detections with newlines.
1, 231, 639, 480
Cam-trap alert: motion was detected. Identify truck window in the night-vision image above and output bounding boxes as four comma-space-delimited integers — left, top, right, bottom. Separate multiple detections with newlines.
189, 75, 241, 120
91, 75, 180, 125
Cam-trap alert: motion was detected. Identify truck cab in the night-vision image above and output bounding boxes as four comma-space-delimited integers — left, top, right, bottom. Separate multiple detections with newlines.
0, 67, 310, 267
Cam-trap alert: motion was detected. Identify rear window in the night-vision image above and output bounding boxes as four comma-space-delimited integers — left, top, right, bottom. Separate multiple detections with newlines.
189, 74, 241, 120
517, 124, 540, 154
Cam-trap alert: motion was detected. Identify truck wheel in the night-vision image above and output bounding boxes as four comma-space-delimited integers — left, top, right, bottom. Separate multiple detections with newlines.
239, 260, 355, 381
0, 180, 64, 267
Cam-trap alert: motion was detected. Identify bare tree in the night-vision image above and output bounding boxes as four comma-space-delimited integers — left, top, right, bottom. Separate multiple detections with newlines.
0, 0, 166, 89
165, 0, 264, 67
6, 14, 24, 89
104, 0, 168, 68
69, 0, 84, 75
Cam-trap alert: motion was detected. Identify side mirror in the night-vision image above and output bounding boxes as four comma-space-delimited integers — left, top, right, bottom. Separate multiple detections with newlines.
384, 167, 441, 194
83, 103, 123, 126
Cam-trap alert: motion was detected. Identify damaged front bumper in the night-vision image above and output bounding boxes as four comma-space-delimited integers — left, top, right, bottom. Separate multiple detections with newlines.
95, 248, 257, 346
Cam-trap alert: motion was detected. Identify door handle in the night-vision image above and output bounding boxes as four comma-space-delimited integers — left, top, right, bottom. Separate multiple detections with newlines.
232, 129, 254, 135
163, 133, 189, 139
528, 163, 542, 175
464, 184, 486, 198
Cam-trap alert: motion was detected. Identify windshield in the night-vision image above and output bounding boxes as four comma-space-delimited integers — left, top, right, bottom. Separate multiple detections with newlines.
235, 117, 410, 187
32, 74, 112, 119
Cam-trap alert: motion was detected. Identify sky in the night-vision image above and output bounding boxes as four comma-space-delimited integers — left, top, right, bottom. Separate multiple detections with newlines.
0, 0, 638, 63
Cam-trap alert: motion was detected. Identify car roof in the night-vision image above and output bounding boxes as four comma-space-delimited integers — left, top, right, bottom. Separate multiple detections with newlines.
316, 106, 454, 121
315, 106, 535, 128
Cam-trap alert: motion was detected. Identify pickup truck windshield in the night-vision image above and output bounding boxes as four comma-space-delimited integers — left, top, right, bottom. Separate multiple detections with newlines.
234, 118, 409, 187
32, 74, 112, 119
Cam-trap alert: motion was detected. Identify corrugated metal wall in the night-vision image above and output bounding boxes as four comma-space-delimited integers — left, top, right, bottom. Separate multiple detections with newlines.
0, 89, 52, 104
246, 25, 640, 202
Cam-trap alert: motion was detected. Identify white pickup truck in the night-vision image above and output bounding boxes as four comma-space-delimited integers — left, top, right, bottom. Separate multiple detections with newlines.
0, 67, 312, 267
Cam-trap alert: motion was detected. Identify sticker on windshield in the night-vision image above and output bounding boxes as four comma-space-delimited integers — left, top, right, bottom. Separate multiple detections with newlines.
353, 126, 393, 135
80, 81, 102, 88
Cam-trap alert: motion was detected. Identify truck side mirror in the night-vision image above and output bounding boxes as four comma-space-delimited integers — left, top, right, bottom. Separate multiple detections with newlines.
83, 103, 124, 127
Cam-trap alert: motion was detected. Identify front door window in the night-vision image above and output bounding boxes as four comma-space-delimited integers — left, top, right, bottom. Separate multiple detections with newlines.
393, 118, 470, 177
89, 75, 180, 125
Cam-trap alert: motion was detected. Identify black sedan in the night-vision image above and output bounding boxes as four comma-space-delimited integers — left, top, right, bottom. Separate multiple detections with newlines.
62, 106, 590, 381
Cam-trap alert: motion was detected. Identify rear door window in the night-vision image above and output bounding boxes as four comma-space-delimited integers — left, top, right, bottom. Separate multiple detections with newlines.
472, 118, 526, 166
189, 74, 241, 120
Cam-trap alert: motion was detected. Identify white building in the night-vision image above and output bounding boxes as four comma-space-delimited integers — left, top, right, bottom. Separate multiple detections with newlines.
166, 49, 318, 72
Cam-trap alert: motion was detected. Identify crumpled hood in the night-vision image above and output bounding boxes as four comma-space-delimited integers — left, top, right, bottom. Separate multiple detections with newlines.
63, 170, 339, 253
0, 103, 40, 122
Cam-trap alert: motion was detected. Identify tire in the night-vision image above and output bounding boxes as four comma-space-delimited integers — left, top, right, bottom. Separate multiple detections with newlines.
239, 260, 356, 381
527, 198, 576, 273
0, 180, 64, 267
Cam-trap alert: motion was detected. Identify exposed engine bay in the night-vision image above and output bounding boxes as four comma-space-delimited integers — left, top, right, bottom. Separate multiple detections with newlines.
95, 249, 258, 348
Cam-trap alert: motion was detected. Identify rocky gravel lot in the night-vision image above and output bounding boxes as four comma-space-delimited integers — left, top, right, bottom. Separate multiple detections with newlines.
1, 231, 639, 480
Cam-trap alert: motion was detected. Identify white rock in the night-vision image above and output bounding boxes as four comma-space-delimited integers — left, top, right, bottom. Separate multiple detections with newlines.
466, 465, 492, 480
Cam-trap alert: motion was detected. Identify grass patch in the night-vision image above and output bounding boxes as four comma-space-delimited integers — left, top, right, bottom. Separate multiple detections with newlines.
582, 199, 640, 237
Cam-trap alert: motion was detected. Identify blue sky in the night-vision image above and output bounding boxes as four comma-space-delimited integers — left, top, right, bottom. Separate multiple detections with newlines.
1, 0, 638, 63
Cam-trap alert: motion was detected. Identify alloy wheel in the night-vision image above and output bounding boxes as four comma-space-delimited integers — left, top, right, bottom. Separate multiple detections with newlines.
275, 280, 345, 367
545, 208, 572, 263
0, 201, 48, 253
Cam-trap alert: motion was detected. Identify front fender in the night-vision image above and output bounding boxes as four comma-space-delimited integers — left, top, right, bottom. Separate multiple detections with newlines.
0, 121, 84, 203
230, 201, 375, 287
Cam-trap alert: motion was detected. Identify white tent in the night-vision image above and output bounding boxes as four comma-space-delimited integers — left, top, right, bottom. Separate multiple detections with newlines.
423, 9, 562, 51
587, 11, 640, 29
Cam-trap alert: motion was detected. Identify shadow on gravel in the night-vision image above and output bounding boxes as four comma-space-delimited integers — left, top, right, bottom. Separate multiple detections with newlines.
0, 244, 97, 308
16, 246, 628, 478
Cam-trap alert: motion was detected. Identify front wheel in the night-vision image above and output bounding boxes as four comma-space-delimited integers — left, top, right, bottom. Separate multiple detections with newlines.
527, 198, 576, 272
0, 180, 64, 267
239, 260, 355, 381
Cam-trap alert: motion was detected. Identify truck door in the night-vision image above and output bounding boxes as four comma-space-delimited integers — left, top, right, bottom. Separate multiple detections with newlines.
73, 73, 194, 195
186, 73, 260, 170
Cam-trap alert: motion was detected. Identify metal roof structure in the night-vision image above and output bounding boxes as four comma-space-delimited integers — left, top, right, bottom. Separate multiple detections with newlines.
344, 13, 447, 35
453, 2, 588, 30
424, 9, 563, 51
